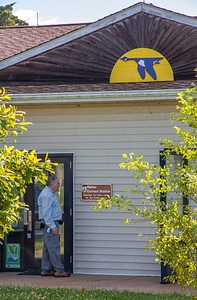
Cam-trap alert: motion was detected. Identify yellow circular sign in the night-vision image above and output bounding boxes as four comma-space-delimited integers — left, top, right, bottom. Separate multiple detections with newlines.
110, 48, 174, 83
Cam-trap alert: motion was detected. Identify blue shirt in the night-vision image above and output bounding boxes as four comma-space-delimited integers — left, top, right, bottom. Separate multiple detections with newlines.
38, 186, 62, 230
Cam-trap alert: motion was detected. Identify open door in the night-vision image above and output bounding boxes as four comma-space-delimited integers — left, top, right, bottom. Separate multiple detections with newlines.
1, 153, 73, 274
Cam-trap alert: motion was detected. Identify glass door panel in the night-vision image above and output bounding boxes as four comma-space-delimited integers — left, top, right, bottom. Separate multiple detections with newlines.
24, 154, 73, 274
34, 221, 43, 259
55, 163, 65, 258
33, 163, 65, 261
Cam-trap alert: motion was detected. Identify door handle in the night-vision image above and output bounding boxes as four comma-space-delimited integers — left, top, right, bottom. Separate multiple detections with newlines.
24, 209, 28, 225
27, 210, 32, 232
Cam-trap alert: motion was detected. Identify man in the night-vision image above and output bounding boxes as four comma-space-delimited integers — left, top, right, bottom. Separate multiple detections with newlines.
38, 175, 70, 277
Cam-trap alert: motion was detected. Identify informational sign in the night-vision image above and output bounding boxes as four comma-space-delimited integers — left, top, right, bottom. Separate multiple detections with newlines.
81, 184, 112, 201
5, 243, 20, 268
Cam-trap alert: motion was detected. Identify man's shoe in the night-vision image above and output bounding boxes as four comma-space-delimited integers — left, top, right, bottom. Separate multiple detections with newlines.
54, 271, 71, 277
41, 270, 54, 276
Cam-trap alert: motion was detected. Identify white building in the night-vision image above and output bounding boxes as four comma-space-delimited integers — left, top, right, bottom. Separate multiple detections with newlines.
0, 2, 196, 277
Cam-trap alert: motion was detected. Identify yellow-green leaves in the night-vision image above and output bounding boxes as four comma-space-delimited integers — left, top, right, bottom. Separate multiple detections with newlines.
0, 88, 55, 241
93, 86, 197, 296
0, 89, 31, 143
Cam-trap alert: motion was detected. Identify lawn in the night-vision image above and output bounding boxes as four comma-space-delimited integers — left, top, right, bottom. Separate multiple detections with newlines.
0, 286, 192, 299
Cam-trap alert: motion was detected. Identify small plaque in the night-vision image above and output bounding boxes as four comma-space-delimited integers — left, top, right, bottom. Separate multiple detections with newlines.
81, 184, 112, 201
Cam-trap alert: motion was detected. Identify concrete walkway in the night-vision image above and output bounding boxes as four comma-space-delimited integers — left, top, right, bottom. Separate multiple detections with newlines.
0, 272, 183, 294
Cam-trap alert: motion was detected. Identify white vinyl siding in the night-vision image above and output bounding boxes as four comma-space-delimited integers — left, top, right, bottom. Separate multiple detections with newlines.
10, 100, 177, 276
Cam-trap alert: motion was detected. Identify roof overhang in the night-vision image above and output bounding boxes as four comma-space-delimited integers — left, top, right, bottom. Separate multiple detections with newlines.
0, 2, 197, 71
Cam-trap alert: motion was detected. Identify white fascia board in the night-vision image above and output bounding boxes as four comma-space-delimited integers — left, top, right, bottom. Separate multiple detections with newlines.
142, 5, 197, 27
0, 3, 196, 71
9, 89, 181, 106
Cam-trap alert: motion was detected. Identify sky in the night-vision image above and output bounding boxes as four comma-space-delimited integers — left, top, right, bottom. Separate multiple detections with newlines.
1, 0, 197, 26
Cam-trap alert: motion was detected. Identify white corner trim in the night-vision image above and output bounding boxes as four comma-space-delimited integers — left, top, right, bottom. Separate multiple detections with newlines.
142, 5, 197, 27
9, 89, 182, 105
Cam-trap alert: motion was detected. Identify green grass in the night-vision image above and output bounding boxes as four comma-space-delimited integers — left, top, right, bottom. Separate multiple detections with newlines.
0, 286, 193, 300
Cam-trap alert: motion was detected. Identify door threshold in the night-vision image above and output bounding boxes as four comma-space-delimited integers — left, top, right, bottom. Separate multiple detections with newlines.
18, 269, 41, 275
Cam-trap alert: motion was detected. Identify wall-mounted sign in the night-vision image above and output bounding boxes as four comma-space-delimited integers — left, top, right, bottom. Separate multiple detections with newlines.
81, 184, 112, 201
110, 48, 174, 83
5, 243, 20, 268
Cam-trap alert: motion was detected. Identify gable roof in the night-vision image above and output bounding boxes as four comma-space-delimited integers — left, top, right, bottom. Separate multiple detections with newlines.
0, 2, 197, 90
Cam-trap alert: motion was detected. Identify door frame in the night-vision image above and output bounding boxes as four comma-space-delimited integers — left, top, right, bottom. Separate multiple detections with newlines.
19, 153, 74, 273
159, 150, 188, 282
46, 153, 74, 273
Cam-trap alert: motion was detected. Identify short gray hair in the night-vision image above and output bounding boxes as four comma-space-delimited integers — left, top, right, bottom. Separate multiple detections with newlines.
46, 175, 58, 187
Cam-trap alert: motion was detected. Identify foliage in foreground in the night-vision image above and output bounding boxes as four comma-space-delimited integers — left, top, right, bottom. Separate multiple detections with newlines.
93, 86, 197, 296
0, 286, 190, 300
0, 88, 54, 241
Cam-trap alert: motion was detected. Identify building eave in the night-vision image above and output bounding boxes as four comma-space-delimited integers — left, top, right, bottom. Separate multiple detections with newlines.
0, 2, 196, 72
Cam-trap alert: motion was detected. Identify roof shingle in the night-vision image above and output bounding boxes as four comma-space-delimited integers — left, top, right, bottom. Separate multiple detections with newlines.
0, 23, 86, 61
4, 80, 197, 95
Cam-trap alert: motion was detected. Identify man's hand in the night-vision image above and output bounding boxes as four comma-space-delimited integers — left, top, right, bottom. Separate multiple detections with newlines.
52, 227, 58, 235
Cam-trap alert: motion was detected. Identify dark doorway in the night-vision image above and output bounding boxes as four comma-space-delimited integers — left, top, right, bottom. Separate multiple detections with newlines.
0, 153, 73, 274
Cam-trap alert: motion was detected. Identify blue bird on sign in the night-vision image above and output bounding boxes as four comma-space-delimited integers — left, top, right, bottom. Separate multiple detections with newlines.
120, 56, 163, 80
